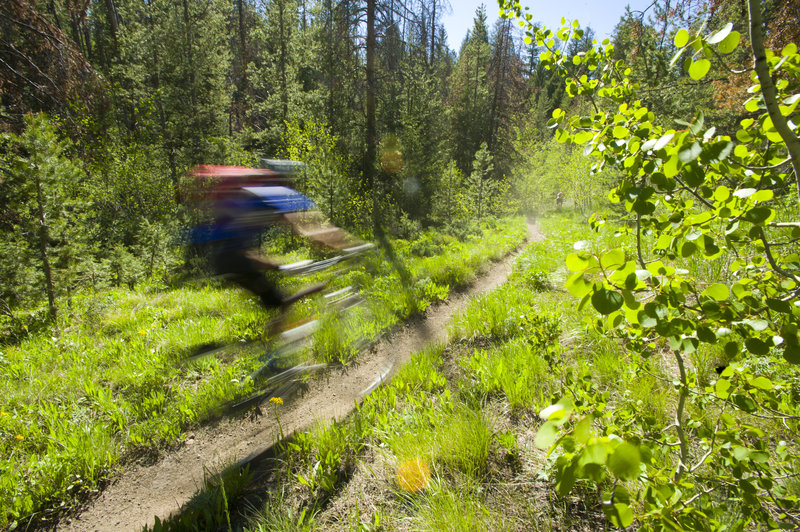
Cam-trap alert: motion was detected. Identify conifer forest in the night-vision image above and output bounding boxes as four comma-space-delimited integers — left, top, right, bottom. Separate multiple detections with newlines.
2, 0, 800, 530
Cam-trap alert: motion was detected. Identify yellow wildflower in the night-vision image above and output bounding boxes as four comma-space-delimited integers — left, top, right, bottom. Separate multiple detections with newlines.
269, 397, 284, 406
138, 329, 147, 335
0, 411, 8, 417
15, 435, 24, 441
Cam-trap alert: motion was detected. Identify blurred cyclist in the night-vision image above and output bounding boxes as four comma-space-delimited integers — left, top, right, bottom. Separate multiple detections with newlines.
189, 165, 362, 334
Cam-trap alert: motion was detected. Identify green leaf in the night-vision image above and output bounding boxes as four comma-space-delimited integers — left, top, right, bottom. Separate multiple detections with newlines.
744, 207, 774, 225
674, 29, 690, 48
734, 144, 749, 158
689, 59, 711, 80
733, 445, 750, 461
714, 186, 730, 201
573, 130, 594, 144
752, 189, 774, 202
697, 326, 716, 343
745, 338, 770, 355
653, 132, 674, 151
573, 416, 593, 444
608, 442, 641, 480
734, 188, 756, 198
767, 298, 792, 313
566, 272, 593, 298
600, 248, 626, 269
748, 376, 772, 390
638, 311, 657, 328
743, 319, 769, 331
535, 421, 558, 449
664, 155, 681, 177
683, 162, 705, 186
580, 443, 608, 465
678, 142, 702, 163
613, 126, 630, 139
718, 31, 741, 54
556, 461, 577, 496
707, 23, 733, 44
784, 344, 800, 364
566, 253, 590, 272
701, 283, 729, 301
732, 393, 757, 412
605, 502, 634, 528
680, 241, 697, 258
592, 288, 624, 315
715, 378, 731, 399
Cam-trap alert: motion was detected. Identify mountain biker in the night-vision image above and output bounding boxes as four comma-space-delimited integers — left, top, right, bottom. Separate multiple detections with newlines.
189, 165, 362, 334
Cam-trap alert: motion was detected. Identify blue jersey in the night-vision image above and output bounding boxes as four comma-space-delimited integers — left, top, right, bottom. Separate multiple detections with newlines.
189, 187, 316, 247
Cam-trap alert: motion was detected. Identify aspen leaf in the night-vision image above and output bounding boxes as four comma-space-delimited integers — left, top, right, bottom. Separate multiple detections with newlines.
674, 29, 689, 48
689, 59, 711, 80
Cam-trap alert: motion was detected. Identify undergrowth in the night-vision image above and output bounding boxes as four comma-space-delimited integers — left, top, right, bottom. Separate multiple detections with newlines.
224, 211, 798, 531
0, 216, 526, 529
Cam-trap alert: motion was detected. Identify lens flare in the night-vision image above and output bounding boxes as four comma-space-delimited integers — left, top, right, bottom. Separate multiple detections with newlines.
396, 458, 431, 492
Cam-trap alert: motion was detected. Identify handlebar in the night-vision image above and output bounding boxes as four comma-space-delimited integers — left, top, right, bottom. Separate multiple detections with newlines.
278, 243, 374, 275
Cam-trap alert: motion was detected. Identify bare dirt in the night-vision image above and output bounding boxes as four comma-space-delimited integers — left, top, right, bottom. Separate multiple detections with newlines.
61, 221, 543, 532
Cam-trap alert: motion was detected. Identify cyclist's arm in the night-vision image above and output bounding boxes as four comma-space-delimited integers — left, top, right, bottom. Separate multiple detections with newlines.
281, 210, 362, 251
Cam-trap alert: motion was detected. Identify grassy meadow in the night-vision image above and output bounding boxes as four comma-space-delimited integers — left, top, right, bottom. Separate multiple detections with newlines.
0, 216, 526, 529
159, 211, 799, 531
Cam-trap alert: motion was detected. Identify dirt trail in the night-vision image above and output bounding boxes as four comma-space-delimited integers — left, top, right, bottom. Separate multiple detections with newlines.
62, 221, 543, 532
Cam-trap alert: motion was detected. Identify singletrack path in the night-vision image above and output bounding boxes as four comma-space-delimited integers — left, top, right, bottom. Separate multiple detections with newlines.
62, 221, 543, 531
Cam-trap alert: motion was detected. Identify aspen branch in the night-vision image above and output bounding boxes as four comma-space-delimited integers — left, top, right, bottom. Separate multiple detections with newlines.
748, 0, 800, 203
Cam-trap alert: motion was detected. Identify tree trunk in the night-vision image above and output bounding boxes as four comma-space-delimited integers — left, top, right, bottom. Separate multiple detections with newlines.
104, 0, 119, 48
34, 173, 57, 320
279, 0, 288, 127
429, 0, 436, 66
237, 0, 249, 118
748, 0, 800, 202
364, 0, 377, 192
488, 20, 509, 151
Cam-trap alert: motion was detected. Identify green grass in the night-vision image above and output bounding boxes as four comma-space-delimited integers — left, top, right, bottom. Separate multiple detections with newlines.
234, 212, 682, 530
0, 216, 527, 528
227, 210, 800, 531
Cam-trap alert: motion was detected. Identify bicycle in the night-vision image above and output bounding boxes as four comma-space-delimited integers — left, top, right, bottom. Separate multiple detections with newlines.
185, 243, 376, 416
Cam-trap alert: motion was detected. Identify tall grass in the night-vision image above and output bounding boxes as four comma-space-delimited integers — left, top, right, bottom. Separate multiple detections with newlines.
0, 216, 527, 527
240, 211, 682, 530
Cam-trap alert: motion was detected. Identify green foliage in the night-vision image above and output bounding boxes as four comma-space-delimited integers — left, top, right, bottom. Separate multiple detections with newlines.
461, 338, 552, 410
450, 284, 560, 343
0, 218, 527, 526
501, 1, 800, 528
0, 113, 88, 316
509, 135, 617, 214
283, 119, 359, 229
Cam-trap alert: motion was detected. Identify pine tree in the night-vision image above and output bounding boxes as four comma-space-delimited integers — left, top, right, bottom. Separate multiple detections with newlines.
447, 5, 492, 175
1, 114, 87, 317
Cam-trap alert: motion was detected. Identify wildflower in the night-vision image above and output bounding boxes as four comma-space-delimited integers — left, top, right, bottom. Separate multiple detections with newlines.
0, 411, 8, 417
138, 329, 147, 335
150, 323, 158, 328
15, 435, 24, 441
269, 397, 284, 406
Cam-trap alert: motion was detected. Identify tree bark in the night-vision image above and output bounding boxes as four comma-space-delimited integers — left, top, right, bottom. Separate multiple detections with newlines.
104, 0, 119, 47
34, 171, 57, 320
748, 0, 800, 203
237, 0, 249, 114
364, 0, 377, 192
279, 0, 288, 127
429, 0, 436, 66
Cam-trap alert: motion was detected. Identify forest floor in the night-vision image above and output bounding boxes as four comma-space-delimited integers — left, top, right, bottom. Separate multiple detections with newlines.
58, 220, 543, 532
